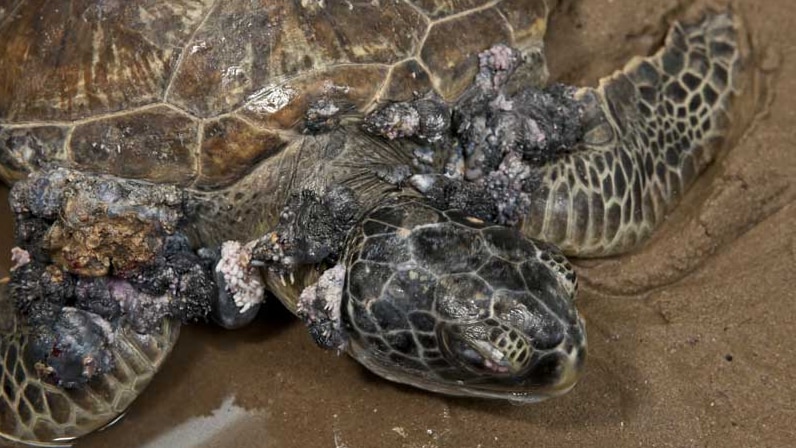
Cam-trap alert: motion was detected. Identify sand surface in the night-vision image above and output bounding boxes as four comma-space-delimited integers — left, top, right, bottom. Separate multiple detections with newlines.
2, 0, 794, 446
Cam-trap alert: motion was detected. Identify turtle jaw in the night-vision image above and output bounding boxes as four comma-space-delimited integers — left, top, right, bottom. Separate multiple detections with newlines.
435, 317, 587, 403
344, 310, 587, 404
346, 329, 586, 404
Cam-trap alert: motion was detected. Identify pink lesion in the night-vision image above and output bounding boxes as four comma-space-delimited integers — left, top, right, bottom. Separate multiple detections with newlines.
10, 247, 30, 272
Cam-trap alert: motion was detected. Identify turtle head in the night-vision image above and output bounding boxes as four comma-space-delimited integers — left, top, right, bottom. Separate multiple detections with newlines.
338, 200, 586, 403
434, 283, 586, 402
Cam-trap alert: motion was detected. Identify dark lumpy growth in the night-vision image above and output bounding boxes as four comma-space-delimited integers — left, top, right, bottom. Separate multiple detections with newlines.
303, 98, 355, 134
7, 171, 221, 389
254, 185, 361, 268
363, 94, 451, 143
10, 262, 73, 327
10, 240, 215, 338
73, 277, 122, 322
25, 307, 115, 388
510, 85, 584, 164
124, 235, 217, 325
8, 168, 217, 340
454, 83, 584, 174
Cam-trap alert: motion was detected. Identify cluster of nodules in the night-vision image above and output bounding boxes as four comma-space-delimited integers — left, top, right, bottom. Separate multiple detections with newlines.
7, 169, 216, 388
296, 263, 347, 351
304, 98, 355, 134
362, 45, 586, 226
362, 93, 451, 144
251, 185, 361, 274
215, 241, 265, 314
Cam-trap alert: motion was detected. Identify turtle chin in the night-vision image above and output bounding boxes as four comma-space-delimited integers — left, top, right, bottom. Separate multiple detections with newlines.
346, 322, 585, 404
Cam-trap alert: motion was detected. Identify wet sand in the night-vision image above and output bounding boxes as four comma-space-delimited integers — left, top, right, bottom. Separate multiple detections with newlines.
2, 0, 795, 446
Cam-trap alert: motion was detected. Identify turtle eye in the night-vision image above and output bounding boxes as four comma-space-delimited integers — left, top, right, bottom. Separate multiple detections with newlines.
438, 322, 531, 376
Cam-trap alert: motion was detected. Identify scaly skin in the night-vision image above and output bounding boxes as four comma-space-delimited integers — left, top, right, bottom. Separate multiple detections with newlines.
0, 7, 754, 447
523, 13, 749, 256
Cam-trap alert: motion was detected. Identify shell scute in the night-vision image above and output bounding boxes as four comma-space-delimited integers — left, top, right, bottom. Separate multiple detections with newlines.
421, 8, 512, 100
0, 0, 214, 122
409, 223, 487, 275
70, 106, 198, 186
168, 1, 423, 118
196, 116, 288, 189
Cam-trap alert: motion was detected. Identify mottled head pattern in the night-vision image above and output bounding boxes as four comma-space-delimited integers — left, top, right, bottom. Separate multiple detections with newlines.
342, 200, 585, 401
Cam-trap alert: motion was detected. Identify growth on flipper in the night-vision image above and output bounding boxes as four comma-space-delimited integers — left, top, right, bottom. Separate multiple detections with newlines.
522, 12, 752, 256
0, 169, 215, 446
0, 283, 179, 446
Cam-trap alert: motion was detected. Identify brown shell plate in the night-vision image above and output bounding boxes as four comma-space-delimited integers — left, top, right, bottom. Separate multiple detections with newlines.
0, 0, 551, 189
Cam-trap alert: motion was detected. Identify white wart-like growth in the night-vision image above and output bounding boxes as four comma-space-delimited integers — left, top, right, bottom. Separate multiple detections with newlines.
216, 241, 265, 314
297, 264, 347, 351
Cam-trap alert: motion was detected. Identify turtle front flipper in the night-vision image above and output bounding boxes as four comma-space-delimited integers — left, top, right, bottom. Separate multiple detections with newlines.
1, 168, 217, 445
0, 282, 179, 446
524, 11, 756, 256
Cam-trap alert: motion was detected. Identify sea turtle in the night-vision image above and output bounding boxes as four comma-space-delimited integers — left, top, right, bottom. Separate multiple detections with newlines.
0, 0, 751, 445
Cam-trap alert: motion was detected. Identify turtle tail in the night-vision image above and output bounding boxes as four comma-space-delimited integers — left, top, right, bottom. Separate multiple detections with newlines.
0, 283, 179, 447
523, 10, 762, 256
